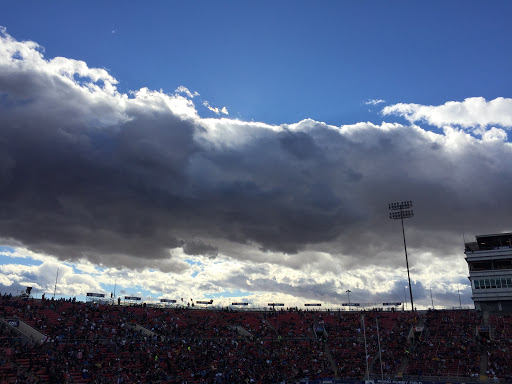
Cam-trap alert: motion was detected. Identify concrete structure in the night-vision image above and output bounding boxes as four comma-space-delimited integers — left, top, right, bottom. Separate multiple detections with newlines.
465, 232, 512, 312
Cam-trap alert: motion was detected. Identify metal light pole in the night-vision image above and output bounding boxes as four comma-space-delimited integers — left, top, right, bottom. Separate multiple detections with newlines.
376, 318, 384, 380
403, 286, 407, 311
389, 200, 415, 311
361, 314, 370, 380
346, 289, 351, 308
53, 268, 59, 299
430, 287, 434, 310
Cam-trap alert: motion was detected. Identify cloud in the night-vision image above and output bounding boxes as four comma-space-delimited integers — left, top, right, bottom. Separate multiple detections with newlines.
482, 127, 507, 142
365, 99, 385, 105
382, 97, 512, 130
0, 253, 103, 298
0, 28, 508, 309
203, 100, 229, 115
175, 86, 199, 98
182, 240, 218, 258
0, 246, 472, 309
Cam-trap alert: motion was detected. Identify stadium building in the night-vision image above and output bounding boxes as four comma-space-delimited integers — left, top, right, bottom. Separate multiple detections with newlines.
466, 232, 512, 312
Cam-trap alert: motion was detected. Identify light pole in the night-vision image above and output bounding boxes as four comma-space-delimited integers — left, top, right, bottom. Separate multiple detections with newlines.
346, 289, 351, 309
458, 285, 462, 309
403, 286, 407, 311
389, 200, 415, 311
430, 287, 434, 310
53, 268, 59, 299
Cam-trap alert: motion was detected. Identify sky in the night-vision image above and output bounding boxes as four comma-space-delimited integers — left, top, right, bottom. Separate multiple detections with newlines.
1, 1, 512, 309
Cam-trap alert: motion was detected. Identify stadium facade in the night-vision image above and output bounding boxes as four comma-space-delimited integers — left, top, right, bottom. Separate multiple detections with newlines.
465, 232, 512, 311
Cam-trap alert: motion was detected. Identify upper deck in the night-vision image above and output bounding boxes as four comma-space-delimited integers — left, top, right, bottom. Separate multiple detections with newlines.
465, 233, 512, 252
466, 233, 512, 269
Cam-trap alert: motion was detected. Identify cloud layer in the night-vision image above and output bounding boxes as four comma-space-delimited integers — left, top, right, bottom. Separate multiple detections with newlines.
383, 97, 512, 131
0, 246, 473, 309
0, 28, 511, 306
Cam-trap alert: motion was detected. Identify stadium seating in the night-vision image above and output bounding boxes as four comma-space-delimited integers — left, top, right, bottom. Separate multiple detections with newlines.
0, 294, 507, 383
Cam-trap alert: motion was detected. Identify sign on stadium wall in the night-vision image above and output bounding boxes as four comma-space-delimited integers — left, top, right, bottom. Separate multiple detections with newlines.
268, 303, 284, 306
124, 296, 141, 300
383, 302, 402, 306
305, 303, 322, 306
86, 293, 105, 298
298, 380, 454, 384
160, 299, 176, 303
374, 380, 448, 384
232, 302, 249, 305
298, 379, 356, 384
7, 319, 19, 328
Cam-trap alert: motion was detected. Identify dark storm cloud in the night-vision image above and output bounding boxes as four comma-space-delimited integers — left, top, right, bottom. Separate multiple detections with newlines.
182, 240, 218, 258
1, 29, 512, 274
278, 129, 319, 159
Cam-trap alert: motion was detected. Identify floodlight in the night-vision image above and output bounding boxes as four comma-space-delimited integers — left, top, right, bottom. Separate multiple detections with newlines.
388, 200, 415, 311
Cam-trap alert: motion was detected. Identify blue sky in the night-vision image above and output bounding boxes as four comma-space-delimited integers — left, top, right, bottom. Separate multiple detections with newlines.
3, 1, 511, 126
1, 1, 512, 309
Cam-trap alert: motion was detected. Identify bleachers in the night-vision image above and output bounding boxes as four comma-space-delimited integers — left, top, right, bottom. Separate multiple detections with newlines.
405, 310, 481, 378
486, 314, 512, 380
0, 295, 507, 383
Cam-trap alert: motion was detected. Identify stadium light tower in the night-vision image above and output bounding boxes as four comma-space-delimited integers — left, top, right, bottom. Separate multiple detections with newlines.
389, 200, 415, 311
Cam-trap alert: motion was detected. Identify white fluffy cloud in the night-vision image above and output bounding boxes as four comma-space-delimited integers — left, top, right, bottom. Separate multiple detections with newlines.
382, 97, 512, 130
0, 245, 472, 309
482, 127, 508, 142
203, 100, 229, 115
175, 85, 199, 98
365, 99, 385, 105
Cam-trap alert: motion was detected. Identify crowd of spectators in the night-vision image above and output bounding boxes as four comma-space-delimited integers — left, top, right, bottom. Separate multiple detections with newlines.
0, 295, 334, 383
485, 314, 512, 381
1, 294, 511, 383
405, 310, 481, 378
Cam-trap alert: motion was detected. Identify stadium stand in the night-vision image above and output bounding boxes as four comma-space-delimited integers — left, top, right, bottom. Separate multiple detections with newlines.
0, 294, 505, 383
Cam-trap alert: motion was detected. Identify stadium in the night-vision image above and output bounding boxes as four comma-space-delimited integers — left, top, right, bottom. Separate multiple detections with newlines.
1, 172, 505, 384
0, 294, 507, 384
2, 3, 512, 384
1, 232, 511, 384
